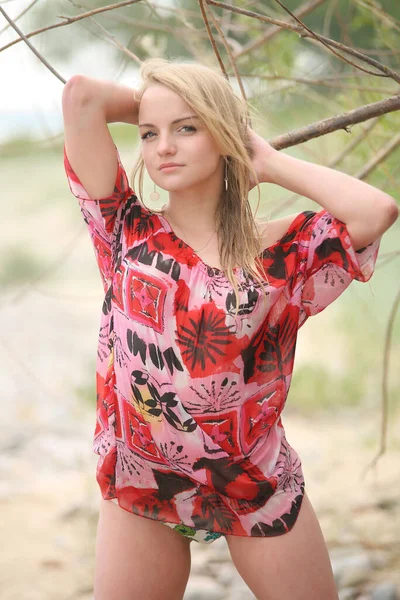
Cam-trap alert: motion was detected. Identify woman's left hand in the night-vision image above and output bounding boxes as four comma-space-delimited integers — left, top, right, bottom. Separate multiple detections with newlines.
247, 126, 277, 189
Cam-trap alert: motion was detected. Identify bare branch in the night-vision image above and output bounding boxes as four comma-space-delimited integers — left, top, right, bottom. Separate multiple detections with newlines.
0, 0, 143, 54
356, 130, 400, 180
198, 0, 229, 78
207, 0, 400, 84
245, 73, 396, 95
59, 0, 143, 21
202, 1, 247, 103
0, 0, 40, 36
68, 0, 142, 64
271, 0, 391, 77
0, 6, 66, 83
354, 0, 400, 33
269, 95, 400, 150
329, 117, 381, 168
235, 0, 327, 59
361, 284, 400, 479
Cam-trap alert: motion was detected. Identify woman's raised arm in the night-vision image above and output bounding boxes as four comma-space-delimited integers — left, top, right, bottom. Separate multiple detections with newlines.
62, 74, 139, 200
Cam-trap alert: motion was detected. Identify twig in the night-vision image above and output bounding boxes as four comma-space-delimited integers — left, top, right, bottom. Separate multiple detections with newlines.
271, 0, 380, 77
0, 0, 40, 36
361, 284, 400, 480
235, 0, 327, 59
356, 130, 400, 180
202, 1, 247, 102
59, 0, 143, 21
0, 6, 66, 84
242, 73, 396, 95
329, 117, 381, 168
198, 0, 228, 78
0, 0, 143, 54
206, 0, 400, 84
268, 95, 400, 150
354, 0, 400, 33
68, 0, 142, 64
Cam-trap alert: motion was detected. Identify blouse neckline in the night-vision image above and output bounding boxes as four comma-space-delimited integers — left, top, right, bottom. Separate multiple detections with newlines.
155, 212, 302, 279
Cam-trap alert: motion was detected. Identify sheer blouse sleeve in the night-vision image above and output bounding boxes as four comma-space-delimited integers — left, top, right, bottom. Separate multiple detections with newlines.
64, 144, 136, 292
293, 209, 381, 328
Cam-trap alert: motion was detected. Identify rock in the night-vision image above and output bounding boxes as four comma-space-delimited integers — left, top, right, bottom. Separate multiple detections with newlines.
183, 575, 225, 600
227, 581, 257, 600
190, 549, 211, 575
338, 588, 357, 600
370, 550, 391, 570
208, 562, 238, 586
371, 582, 399, 600
204, 537, 232, 561
331, 552, 372, 587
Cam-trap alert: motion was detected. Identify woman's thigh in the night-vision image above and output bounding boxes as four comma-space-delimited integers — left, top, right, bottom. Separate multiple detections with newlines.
94, 498, 192, 600
225, 491, 338, 600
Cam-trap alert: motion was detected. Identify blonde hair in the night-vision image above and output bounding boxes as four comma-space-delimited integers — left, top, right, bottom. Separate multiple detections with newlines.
130, 58, 270, 317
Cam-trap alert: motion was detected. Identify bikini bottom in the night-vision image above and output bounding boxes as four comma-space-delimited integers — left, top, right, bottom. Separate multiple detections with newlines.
108, 497, 223, 545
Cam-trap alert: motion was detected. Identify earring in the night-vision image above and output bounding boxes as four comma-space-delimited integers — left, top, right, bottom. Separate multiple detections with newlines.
149, 181, 160, 202
224, 157, 229, 192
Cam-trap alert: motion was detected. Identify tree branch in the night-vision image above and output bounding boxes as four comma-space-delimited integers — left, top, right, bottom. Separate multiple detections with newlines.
0, 6, 66, 83
268, 94, 400, 150
361, 284, 400, 480
68, 0, 142, 64
198, 0, 229, 79
0, 0, 40, 36
201, 0, 248, 103
206, 0, 400, 84
356, 130, 400, 180
0, 0, 143, 54
235, 0, 327, 59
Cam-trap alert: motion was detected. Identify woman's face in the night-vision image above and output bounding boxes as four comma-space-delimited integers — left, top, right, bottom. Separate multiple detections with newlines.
138, 84, 224, 194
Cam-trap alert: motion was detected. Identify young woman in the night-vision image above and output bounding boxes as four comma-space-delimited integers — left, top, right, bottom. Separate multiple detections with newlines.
62, 58, 397, 600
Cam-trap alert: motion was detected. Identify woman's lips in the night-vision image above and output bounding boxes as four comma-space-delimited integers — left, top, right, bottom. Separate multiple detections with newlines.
160, 165, 183, 171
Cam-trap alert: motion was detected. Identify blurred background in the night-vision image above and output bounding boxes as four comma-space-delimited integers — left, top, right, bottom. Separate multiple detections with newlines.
0, 1, 399, 599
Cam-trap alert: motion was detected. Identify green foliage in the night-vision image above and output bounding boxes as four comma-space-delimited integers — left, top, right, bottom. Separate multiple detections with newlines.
287, 363, 364, 415
0, 247, 44, 288
74, 358, 97, 408
74, 380, 96, 408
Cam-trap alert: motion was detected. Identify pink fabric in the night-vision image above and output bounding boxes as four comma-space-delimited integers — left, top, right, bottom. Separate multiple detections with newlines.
64, 144, 381, 539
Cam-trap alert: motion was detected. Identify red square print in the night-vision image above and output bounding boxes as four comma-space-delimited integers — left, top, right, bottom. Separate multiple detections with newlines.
112, 266, 125, 311
122, 401, 165, 463
196, 409, 240, 457
239, 381, 285, 454
125, 267, 168, 333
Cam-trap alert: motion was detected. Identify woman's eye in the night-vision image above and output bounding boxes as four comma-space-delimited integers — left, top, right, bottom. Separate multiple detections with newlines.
141, 125, 196, 140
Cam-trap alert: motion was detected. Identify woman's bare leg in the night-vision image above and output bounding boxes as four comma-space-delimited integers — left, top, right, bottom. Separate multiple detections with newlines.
225, 491, 338, 600
94, 498, 192, 600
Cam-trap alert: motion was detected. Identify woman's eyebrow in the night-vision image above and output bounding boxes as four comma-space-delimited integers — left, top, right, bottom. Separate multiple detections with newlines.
138, 115, 199, 128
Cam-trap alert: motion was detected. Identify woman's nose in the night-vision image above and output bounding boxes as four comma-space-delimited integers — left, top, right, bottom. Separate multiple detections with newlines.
157, 135, 177, 155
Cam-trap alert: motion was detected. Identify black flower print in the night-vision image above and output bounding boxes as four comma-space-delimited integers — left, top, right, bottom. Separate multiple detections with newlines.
175, 303, 238, 378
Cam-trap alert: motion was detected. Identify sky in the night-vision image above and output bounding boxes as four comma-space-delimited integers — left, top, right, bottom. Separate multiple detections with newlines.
0, 0, 143, 143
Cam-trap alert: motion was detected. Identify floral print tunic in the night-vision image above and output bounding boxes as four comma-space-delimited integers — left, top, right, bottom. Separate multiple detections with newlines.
64, 144, 381, 538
